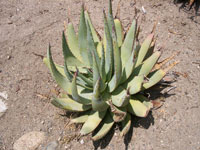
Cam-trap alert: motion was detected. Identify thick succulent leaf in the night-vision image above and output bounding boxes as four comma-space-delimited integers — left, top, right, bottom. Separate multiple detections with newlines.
62, 31, 83, 67
77, 69, 93, 87
86, 21, 100, 67
97, 42, 103, 58
142, 69, 165, 90
63, 61, 73, 82
51, 97, 91, 112
125, 75, 144, 95
144, 41, 155, 60
69, 113, 89, 124
103, 10, 113, 81
143, 61, 178, 90
78, 5, 89, 66
121, 19, 137, 67
92, 52, 106, 92
107, 0, 116, 40
86, 68, 93, 78
92, 78, 108, 111
114, 19, 123, 47
68, 66, 88, 74
92, 112, 114, 141
100, 46, 106, 82
120, 45, 138, 83
127, 98, 149, 117
78, 86, 92, 94
103, 33, 107, 54
135, 34, 154, 67
76, 80, 93, 90
77, 87, 95, 102
66, 23, 83, 62
120, 112, 131, 137
111, 86, 130, 107
44, 57, 87, 76
62, 31, 74, 81
46, 46, 72, 94
85, 11, 100, 43
43, 58, 66, 77
80, 110, 107, 135
138, 51, 161, 76
108, 41, 122, 92
71, 72, 79, 101
93, 52, 100, 86
134, 94, 153, 110
71, 72, 91, 105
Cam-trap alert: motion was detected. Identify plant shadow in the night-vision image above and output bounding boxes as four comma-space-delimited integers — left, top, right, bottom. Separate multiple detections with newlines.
174, 0, 200, 16
92, 124, 115, 150
92, 80, 176, 150
123, 112, 154, 150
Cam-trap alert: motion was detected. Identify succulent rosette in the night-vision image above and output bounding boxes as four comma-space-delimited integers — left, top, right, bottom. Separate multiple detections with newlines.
44, 0, 178, 141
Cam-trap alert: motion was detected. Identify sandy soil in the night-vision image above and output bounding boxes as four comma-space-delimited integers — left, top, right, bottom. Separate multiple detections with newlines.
0, 0, 200, 150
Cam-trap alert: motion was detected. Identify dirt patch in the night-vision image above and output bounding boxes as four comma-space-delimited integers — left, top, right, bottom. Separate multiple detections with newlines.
0, 0, 200, 149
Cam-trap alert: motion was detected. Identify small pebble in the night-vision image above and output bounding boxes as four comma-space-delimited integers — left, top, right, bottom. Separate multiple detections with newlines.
7, 55, 11, 60
80, 139, 84, 144
142, 6, 146, 14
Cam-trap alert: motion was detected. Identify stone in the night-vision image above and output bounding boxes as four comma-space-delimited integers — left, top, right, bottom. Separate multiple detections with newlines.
13, 131, 46, 150
0, 91, 8, 100
44, 141, 58, 150
0, 99, 7, 118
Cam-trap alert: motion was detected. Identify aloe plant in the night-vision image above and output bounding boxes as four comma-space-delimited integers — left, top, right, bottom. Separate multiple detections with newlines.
43, 0, 178, 141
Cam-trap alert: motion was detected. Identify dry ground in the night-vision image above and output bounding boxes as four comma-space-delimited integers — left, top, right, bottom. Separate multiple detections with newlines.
0, 0, 200, 149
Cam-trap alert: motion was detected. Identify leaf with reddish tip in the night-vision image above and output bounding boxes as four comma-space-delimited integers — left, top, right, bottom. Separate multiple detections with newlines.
71, 72, 91, 105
